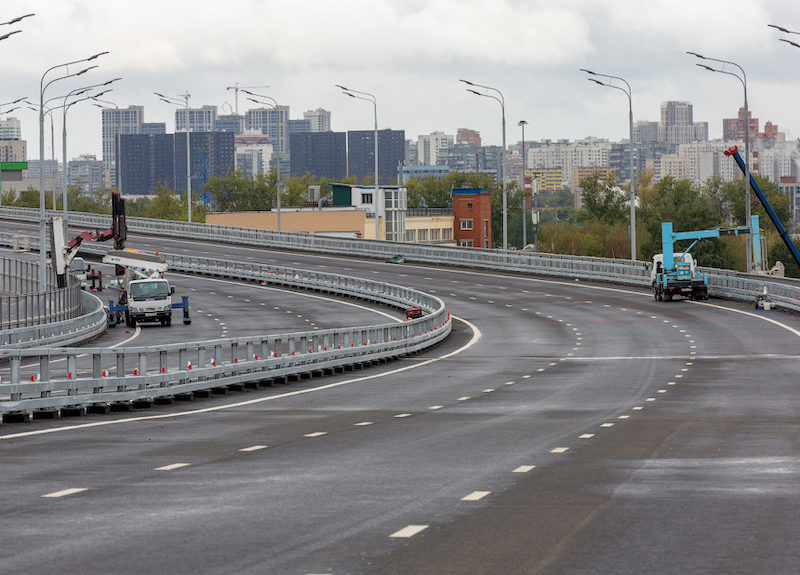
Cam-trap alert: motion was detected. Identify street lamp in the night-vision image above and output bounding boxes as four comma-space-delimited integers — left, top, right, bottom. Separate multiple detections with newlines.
460, 79, 507, 250
336, 84, 380, 241
155, 91, 192, 223
581, 68, 636, 261
244, 91, 284, 232
518, 120, 528, 248
38, 51, 109, 289
687, 51, 752, 271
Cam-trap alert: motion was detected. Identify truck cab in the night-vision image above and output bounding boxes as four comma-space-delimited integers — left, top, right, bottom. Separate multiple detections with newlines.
121, 277, 175, 327
652, 251, 707, 301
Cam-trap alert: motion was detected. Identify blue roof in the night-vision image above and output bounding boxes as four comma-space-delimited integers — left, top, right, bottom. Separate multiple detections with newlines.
451, 187, 491, 194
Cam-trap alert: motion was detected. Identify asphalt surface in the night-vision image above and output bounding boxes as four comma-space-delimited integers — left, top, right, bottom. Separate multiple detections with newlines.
1, 220, 799, 574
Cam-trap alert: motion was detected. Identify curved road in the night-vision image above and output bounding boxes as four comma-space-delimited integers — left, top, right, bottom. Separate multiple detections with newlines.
1, 222, 799, 574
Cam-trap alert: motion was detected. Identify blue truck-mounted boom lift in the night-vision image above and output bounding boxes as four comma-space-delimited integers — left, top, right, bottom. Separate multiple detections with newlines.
724, 145, 800, 269
653, 218, 760, 301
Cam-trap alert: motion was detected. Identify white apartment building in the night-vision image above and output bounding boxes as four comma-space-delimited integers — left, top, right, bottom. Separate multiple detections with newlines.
0, 117, 22, 140
677, 142, 717, 184
417, 131, 454, 166
303, 108, 331, 132
234, 131, 273, 180
101, 106, 143, 187
528, 138, 611, 187
176, 105, 218, 133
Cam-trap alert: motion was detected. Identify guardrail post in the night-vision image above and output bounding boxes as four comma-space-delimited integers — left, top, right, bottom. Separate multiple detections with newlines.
288, 337, 295, 356
260, 339, 269, 361
92, 353, 103, 394
179, 348, 188, 384
39, 355, 50, 398
274, 338, 282, 357
67, 355, 77, 395
138, 352, 147, 390
159, 350, 168, 387
197, 346, 206, 381
246, 341, 253, 361
116, 352, 126, 392
231, 342, 239, 364
9, 353, 21, 400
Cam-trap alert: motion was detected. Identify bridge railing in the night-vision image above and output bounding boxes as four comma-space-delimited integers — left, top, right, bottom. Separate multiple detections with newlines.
0, 252, 451, 416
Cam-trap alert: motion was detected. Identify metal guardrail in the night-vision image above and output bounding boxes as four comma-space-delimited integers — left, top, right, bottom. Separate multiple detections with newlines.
0, 254, 451, 417
3, 206, 792, 309
0, 254, 82, 330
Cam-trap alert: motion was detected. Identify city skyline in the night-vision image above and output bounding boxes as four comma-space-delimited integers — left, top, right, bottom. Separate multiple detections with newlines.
3, 1, 800, 160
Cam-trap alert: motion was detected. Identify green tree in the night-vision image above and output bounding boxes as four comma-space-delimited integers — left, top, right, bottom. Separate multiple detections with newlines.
576, 173, 628, 225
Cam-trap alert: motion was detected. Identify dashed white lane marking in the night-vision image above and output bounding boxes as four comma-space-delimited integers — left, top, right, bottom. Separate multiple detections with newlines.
579, 433, 595, 439
658, 389, 667, 393
618, 415, 630, 419
549, 362, 557, 366
458, 396, 470, 401
304, 432, 327, 438
522, 375, 531, 379
632, 406, 644, 410
505, 381, 515, 386
461, 491, 490, 501
483, 388, 494, 393
513, 465, 536, 473
394, 413, 412, 418
42, 488, 87, 498
537, 368, 546, 372
600, 423, 614, 428
354, 421, 373, 426
155, 463, 191, 471
239, 445, 268, 452
550, 447, 570, 454
390, 525, 429, 538
646, 397, 656, 402
429, 405, 443, 410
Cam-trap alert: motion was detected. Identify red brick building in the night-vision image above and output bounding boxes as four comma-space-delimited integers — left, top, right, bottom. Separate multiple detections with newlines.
451, 188, 492, 248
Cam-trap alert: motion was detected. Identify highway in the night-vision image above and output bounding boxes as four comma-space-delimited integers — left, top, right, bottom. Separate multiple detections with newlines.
1, 221, 799, 574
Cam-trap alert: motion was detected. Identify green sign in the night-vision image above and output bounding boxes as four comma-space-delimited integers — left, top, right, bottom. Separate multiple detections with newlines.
0, 161, 28, 171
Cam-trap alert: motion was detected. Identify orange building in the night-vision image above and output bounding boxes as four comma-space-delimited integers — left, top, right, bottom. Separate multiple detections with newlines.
451, 188, 492, 248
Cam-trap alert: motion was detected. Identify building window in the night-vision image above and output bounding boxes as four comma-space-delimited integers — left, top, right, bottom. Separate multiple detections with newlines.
430, 228, 440, 242
467, 202, 472, 209
460, 218, 473, 231
417, 229, 428, 242
361, 193, 373, 204
406, 229, 415, 242
459, 239, 474, 247
483, 219, 488, 236
443, 228, 452, 240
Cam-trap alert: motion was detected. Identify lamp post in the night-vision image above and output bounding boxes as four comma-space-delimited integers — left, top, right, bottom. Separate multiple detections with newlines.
39, 52, 109, 289
518, 120, 528, 248
244, 91, 283, 232
0, 12, 34, 43
581, 68, 636, 261
461, 79, 507, 250
337, 85, 380, 241
155, 91, 192, 223
687, 52, 751, 271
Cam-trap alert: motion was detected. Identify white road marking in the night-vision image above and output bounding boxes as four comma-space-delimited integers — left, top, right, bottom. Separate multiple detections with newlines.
239, 445, 268, 452
667, 382, 676, 386
618, 415, 630, 419
42, 488, 87, 498
522, 375, 531, 379
632, 406, 644, 410
390, 525, 428, 538
550, 447, 570, 453
504, 381, 515, 386
429, 405, 443, 410
394, 413, 412, 418
458, 396, 471, 401
579, 433, 595, 439
658, 389, 667, 393
155, 463, 191, 471
549, 362, 557, 366
513, 465, 536, 473
537, 368, 546, 372
483, 388, 494, 393
646, 397, 656, 402
600, 423, 614, 428
304, 432, 327, 438
354, 421, 373, 426
461, 491, 490, 501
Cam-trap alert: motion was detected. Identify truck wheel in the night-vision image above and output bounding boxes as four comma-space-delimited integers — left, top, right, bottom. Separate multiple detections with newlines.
166, 317, 172, 327
125, 311, 132, 327
129, 314, 136, 328
664, 291, 673, 302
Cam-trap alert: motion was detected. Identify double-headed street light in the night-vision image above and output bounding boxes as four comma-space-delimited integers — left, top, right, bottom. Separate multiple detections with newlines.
244, 90, 284, 232
336, 84, 380, 241
581, 68, 637, 261
687, 51, 752, 271
0, 12, 34, 42
155, 91, 192, 223
38, 51, 109, 289
460, 79, 507, 250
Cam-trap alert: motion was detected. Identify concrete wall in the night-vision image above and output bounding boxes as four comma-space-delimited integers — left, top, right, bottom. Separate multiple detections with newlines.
207, 210, 371, 237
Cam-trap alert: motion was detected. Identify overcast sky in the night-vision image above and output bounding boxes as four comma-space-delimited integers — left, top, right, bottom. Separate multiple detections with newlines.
4, 0, 800, 160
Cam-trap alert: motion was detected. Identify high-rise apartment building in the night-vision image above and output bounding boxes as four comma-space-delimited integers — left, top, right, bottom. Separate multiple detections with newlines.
176, 105, 218, 133
101, 105, 144, 187
141, 122, 166, 134
0, 117, 22, 140
174, 131, 234, 193
347, 129, 405, 185
289, 131, 346, 180
417, 131, 454, 166
68, 154, 104, 194
303, 108, 331, 132
245, 106, 289, 153
633, 121, 659, 144
660, 101, 705, 146
456, 128, 481, 147
235, 132, 273, 180
0, 140, 26, 162
217, 114, 243, 135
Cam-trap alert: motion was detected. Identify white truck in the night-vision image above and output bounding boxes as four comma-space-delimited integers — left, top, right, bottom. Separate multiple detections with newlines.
103, 250, 175, 327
